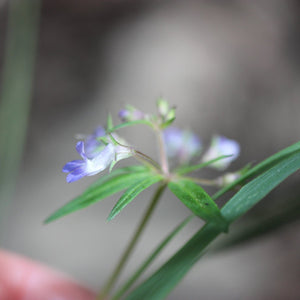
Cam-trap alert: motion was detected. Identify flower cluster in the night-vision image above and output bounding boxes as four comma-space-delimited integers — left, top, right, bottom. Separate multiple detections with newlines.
162, 127, 240, 170
63, 100, 241, 185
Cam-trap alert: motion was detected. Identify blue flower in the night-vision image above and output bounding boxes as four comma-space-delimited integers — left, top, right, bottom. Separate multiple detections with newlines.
202, 135, 240, 170
84, 126, 106, 158
63, 141, 115, 183
63, 127, 132, 183
163, 127, 202, 163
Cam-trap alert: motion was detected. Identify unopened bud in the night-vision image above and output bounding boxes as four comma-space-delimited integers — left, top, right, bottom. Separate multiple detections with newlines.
157, 98, 169, 117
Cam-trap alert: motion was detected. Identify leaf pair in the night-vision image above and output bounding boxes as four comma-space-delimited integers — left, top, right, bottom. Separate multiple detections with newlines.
47, 158, 228, 227
45, 166, 161, 223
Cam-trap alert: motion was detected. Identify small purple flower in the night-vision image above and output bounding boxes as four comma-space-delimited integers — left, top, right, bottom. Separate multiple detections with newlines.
163, 127, 202, 163
118, 109, 130, 122
118, 106, 145, 122
202, 135, 240, 170
84, 126, 106, 158
63, 141, 115, 183
63, 127, 132, 183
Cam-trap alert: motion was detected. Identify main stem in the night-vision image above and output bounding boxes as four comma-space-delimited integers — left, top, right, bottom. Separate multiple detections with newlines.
98, 184, 166, 299
156, 128, 169, 176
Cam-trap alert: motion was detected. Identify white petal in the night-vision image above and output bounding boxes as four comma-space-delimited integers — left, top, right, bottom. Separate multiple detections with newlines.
86, 144, 115, 176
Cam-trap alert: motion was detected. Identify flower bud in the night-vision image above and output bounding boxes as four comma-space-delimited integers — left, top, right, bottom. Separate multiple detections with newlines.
118, 106, 145, 122
166, 107, 176, 121
157, 98, 169, 117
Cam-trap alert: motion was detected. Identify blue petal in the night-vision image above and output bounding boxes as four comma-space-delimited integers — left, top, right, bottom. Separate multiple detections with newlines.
66, 166, 88, 183
217, 136, 240, 159
93, 126, 106, 137
85, 126, 106, 159
163, 127, 183, 157
87, 144, 115, 175
163, 127, 201, 161
202, 135, 240, 170
66, 172, 86, 183
119, 109, 129, 121
62, 160, 85, 173
76, 141, 86, 159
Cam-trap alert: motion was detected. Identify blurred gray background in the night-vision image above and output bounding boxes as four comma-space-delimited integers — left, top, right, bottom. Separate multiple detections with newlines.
0, 0, 299, 299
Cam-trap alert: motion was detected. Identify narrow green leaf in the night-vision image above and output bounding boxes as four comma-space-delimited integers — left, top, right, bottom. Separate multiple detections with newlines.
45, 169, 152, 224
108, 175, 164, 220
175, 155, 232, 175
112, 216, 193, 300
213, 140, 300, 200
126, 148, 300, 300
168, 179, 227, 231
86, 165, 150, 191
125, 222, 219, 300
213, 197, 300, 252
221, 151, 300, 222
161, 117, 175, 129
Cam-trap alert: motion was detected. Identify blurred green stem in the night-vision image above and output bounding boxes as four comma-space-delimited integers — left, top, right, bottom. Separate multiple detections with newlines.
99, 184, 166, 299
0, 0, 41, 238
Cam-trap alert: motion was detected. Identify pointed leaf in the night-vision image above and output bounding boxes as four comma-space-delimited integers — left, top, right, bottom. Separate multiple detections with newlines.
168, 179, 227, 231
126, 146, 300, 300
108, 175, 163, 220
86, 165, 150, 191
221, 151, 300, 222
175, 155, 232, 175
213, 140, 300, 199
45, 168, 153, 223
161, 117, 175, 129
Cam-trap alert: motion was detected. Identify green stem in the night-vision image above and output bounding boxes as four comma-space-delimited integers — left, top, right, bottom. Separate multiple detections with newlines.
98, 184, 167, 299
111, 215, 193, 300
